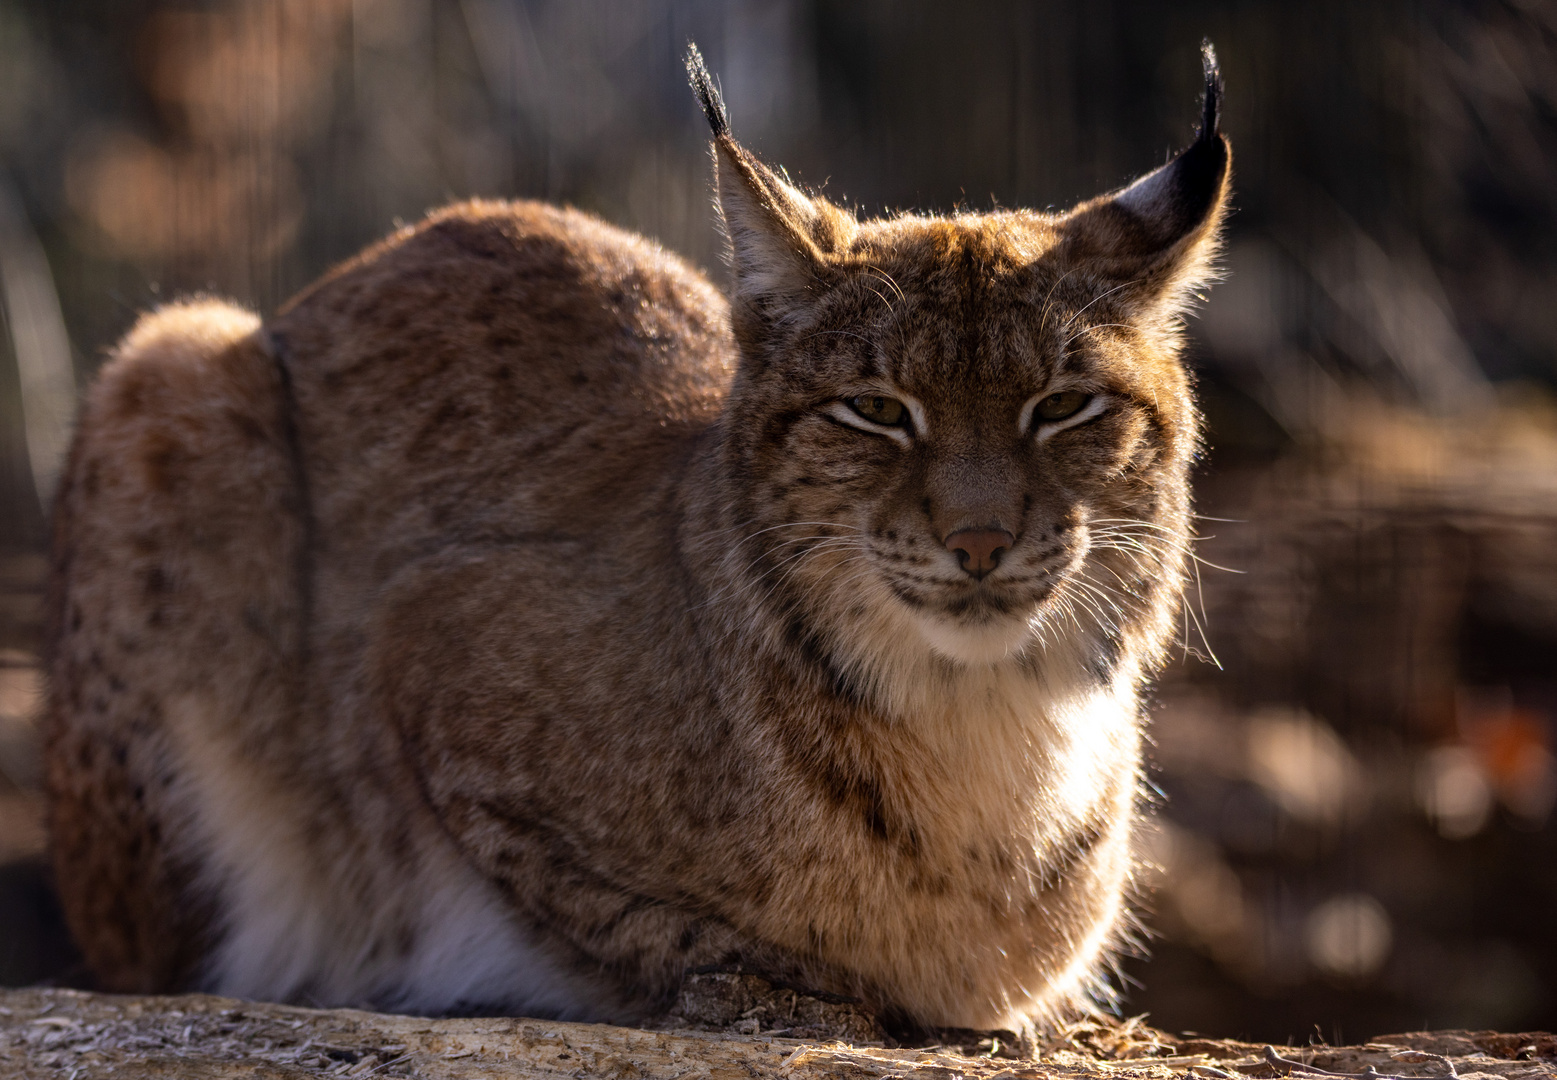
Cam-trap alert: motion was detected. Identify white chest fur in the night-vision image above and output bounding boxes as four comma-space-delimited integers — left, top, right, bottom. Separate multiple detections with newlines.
829, 587, 1143, 861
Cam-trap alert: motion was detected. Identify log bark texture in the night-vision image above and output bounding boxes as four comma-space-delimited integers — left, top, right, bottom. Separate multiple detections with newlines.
2, 988, 1554, 1080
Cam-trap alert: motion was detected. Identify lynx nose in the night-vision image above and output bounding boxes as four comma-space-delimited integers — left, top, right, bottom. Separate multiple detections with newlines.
944, 529, 1015, 581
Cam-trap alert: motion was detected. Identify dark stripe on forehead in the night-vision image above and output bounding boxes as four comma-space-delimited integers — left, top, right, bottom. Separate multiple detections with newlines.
959, 237, 985, 381
877, 312, 924, 383
803, 307, 895, 382
861, 341, 889, 381
1002, 318, 1044, 384
1054, 348, 1090, 381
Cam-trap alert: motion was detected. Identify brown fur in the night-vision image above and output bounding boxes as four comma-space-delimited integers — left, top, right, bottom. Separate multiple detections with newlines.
46, 71, 1230, 1029
46, 303, 293, 991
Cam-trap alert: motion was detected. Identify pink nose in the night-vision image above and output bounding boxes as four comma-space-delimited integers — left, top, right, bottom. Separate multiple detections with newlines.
944, 529, 1015, 580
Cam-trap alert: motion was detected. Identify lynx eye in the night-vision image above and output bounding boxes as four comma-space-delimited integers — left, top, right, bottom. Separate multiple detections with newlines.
849, 394, 907, 427
1035, 391, 1091, 423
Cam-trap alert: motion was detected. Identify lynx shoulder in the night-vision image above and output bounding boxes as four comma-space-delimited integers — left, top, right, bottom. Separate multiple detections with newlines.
45, 46, 1230, 1030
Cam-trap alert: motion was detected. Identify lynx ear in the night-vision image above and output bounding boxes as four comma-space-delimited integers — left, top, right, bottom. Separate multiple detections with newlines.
1058, 42, 1232, 317
686, 44, 854, 322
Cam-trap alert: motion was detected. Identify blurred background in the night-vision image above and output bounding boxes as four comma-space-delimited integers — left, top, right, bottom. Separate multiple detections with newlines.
1, 0, 1555, 1044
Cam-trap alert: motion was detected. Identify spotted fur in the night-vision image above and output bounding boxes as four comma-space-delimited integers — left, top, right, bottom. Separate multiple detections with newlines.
45, 47, 1231, 1030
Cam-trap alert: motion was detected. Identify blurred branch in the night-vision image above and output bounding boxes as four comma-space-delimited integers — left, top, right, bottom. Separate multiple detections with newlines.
0, 175, 75, 509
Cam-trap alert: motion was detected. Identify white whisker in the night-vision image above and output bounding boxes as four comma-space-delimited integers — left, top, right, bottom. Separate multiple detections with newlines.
864, 265, 906, 304
1059, 279, 1140, 334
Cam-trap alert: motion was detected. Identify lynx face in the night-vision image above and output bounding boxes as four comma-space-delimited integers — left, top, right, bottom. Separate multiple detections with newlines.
727, 227, 1196, 667
690, 50, 1224, 681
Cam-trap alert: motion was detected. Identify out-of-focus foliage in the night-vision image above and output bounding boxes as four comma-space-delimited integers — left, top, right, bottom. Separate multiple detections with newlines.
0, 0, 1555, 1042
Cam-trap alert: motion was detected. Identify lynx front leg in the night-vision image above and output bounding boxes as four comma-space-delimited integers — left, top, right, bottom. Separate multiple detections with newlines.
45, 301, 307, 992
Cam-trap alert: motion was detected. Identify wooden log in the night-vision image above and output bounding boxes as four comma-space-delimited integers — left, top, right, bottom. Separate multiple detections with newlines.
2, 987, 1554, 1080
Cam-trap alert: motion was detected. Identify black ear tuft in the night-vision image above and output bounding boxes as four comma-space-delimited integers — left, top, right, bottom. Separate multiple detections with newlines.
1058, 43, 1232, 308
1108, 41, 1230, 245
1198, 40, 1222, 144
684, 42, 730, 140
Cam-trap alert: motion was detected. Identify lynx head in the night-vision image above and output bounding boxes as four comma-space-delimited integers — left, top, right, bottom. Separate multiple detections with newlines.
687, 45, 1230, 682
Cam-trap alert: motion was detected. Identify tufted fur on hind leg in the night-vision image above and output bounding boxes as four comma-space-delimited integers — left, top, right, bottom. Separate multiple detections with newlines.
44, 300, 306, 992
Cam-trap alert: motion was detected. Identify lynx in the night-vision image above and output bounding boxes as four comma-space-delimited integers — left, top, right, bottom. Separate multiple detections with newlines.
44, 45, 1230, 1031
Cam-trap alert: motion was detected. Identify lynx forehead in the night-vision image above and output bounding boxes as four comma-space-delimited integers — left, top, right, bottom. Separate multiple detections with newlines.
45, 43, 1230, 1032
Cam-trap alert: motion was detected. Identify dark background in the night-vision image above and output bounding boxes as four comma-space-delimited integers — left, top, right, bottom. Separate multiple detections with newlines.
1, 0, 1555, 1044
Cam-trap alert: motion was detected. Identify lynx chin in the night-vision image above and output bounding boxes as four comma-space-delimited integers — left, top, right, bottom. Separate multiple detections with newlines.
45, 43, 1230, 1032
